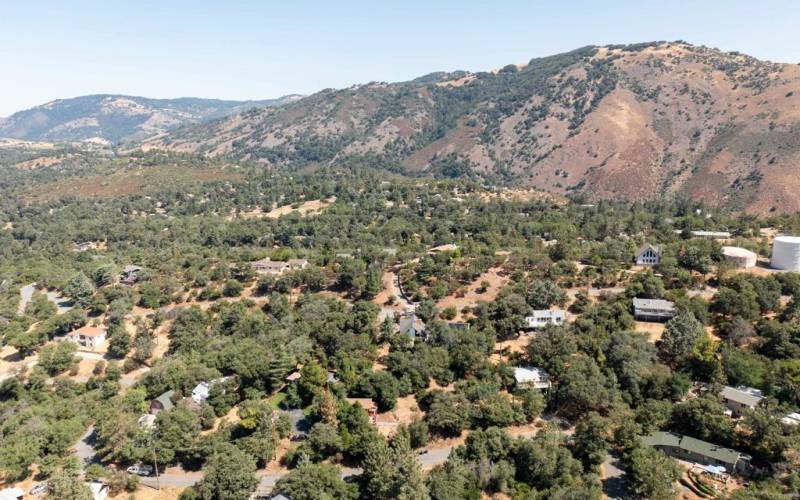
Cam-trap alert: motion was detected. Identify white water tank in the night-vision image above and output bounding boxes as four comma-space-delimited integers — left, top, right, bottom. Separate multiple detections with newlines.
771, 236, 800, 271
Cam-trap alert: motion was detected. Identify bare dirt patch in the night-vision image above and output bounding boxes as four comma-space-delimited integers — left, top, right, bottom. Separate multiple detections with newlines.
436, 267, 509, 321
635, 321, 666, 343
24, 165, 240, 202
239, 197, 336, 220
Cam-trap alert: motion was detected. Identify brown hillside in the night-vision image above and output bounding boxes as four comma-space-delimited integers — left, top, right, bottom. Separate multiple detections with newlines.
144, 42, 800, 214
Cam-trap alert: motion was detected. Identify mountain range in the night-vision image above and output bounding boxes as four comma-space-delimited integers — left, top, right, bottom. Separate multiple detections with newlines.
4, 41, 800, 214
0, 94, 303, 144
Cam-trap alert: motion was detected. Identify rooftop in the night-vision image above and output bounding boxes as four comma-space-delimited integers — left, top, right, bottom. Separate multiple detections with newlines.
632, 298, 675, 310
720, 386, 764, 407
643, 431, 746, 466
513, 366, 550, 385
529, 309, 565, 319
67, 325, 106, 337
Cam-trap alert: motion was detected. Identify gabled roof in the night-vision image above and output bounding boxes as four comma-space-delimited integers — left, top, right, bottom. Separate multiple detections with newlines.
153, 390, 175, 411
643, 431, 746, 466
67, 325, 106, 337
636, 243, 662, 257
720, 386, 764, 407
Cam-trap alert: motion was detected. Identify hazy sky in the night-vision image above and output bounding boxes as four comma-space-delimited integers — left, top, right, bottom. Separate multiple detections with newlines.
1, 0, 799, 116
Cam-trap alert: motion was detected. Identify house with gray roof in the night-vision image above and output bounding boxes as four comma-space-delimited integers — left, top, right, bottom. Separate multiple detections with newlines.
633, 298, 676, 322
149, 390, 175, 414
719, 386, 764, 417
643, 431, 751, 474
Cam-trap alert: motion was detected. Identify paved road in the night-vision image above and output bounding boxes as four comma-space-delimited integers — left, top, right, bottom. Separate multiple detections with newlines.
137, 428, 540, 494
73, 426, 98, 469
18, 283, 35, 315
601, 452, 631, 500
18, 283, 73, 315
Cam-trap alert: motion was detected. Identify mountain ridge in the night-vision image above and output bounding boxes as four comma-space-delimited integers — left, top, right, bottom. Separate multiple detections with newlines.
143, 41, 800, 215
0, 93, 303, 144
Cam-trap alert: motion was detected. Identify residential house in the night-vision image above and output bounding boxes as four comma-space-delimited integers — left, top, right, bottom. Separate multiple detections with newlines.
285, 371, 301, 384
63, 325, 107, 350
513, 367, 551, 390
525, 310, 566, 330
149, 390, 175, 414
633, 298, 676, 322
120, 265, 142, 284
73, 241, 96, 252
635, 244, 662, 266
720, 386, 764, 417
191, 377, 233, 405
643, 432, 751, 474
691, 230, 732, 240
252, 258, 289, 275
399, 313, 424, 342
347, 398, 378, 425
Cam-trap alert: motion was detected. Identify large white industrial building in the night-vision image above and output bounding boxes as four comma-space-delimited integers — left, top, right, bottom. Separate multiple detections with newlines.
771, 236, 800, 271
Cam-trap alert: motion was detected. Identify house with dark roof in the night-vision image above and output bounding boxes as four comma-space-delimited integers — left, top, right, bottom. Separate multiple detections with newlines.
719, 386, 764, 417
643, 432, 751, 474
150, 390, 175, 414
635, 244, 662, 266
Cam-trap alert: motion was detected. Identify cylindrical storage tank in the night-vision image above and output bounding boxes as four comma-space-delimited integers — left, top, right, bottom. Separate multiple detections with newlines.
771, 236, 800, 271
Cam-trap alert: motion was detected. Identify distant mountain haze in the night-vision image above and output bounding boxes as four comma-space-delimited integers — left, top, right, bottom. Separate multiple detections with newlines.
144, 42, 800, 215
0, 94, 303, 144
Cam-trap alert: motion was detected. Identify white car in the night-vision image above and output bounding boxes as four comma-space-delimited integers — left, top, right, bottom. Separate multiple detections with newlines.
29, 482, 48, 495
126, 464, 154, 476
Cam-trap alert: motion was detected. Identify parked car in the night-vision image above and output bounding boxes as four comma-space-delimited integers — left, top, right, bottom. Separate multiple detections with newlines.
126, 464, 154, 476
29, 482, 48, 495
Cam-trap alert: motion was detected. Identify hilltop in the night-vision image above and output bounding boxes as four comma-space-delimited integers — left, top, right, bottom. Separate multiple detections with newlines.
0, 94, 303, 144
144, 42, 800, 214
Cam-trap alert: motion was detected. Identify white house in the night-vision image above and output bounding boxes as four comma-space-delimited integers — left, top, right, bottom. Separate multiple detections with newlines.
513, 367, 551, 390
635, 244, 662, 266
191, 377, 233, 404
719, 386, 764, 417
63, 325, 107, 350
632, 298, 675, 322
525, 310, 565, 329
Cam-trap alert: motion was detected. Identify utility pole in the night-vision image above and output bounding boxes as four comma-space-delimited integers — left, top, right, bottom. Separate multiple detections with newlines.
151, 434, 160, 491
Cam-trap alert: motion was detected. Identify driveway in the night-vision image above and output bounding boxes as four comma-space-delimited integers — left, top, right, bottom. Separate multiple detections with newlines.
602, 452, 631, 500
73, 426, 98, 469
